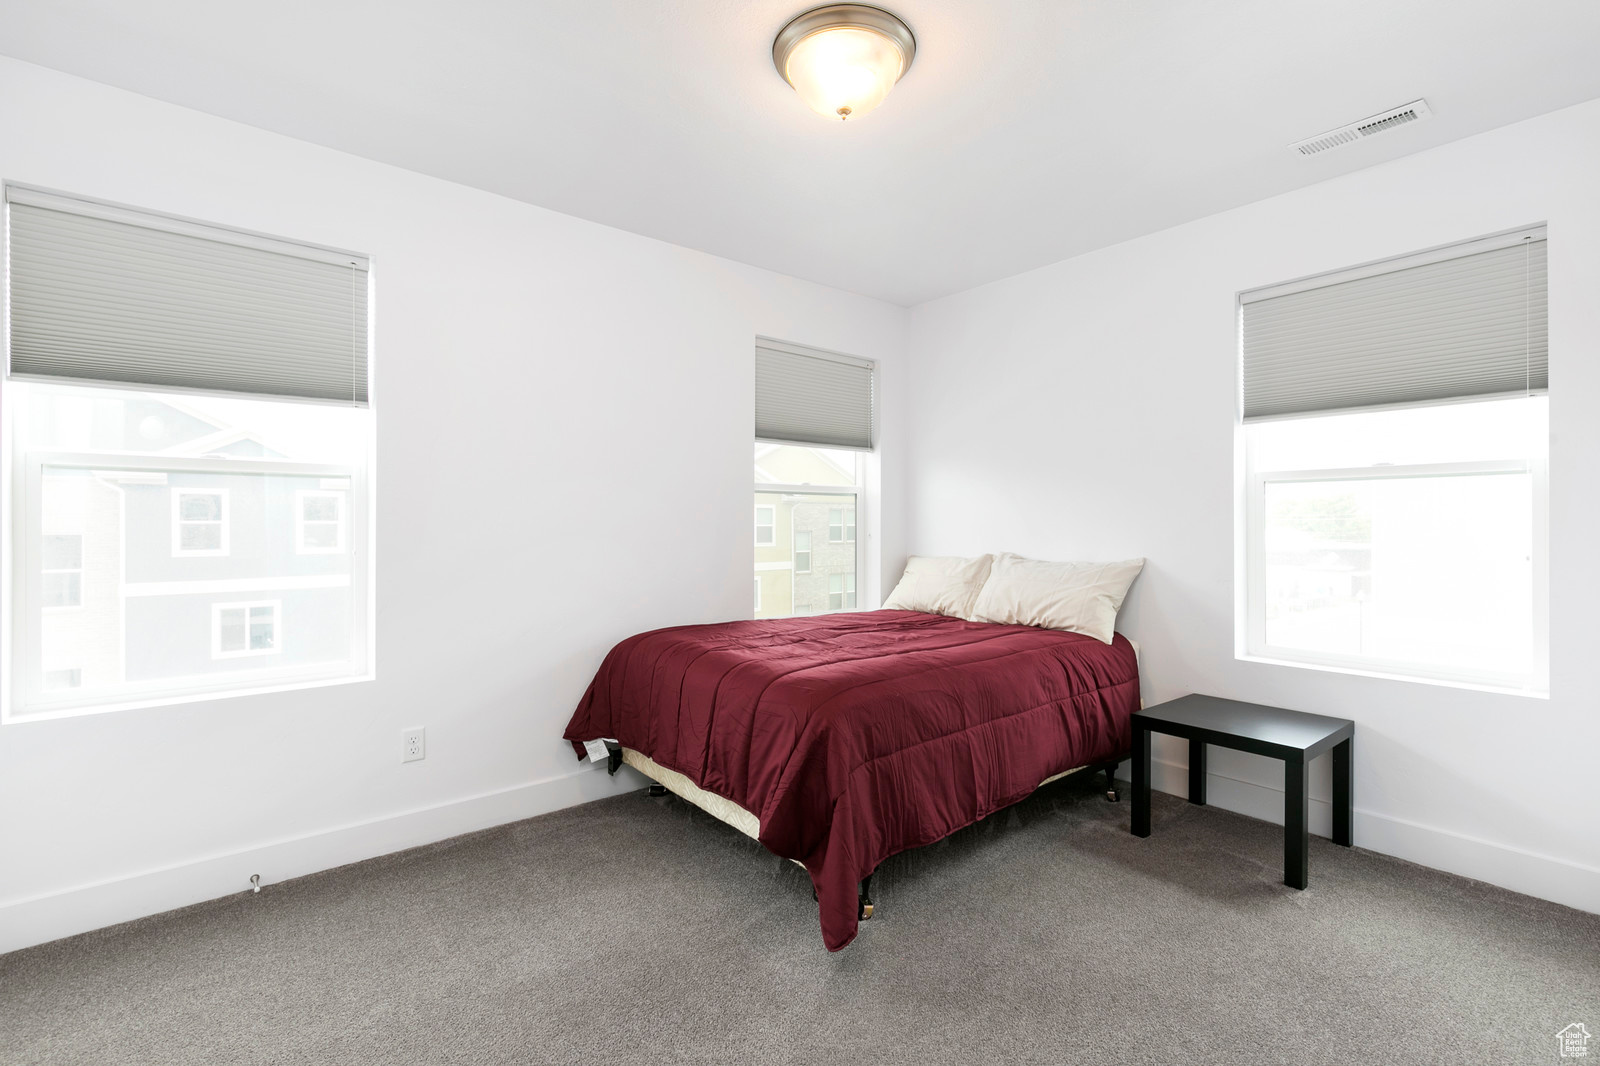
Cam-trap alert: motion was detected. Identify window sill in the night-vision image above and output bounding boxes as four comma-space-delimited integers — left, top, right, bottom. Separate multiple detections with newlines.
1237, 653, 1548, 700
3, 670, 375, 724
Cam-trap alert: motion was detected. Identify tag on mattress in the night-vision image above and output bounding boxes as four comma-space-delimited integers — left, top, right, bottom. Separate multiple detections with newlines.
582, 739, 611, 763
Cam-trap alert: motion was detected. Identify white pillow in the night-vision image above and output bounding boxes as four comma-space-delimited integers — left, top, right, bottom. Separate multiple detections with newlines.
967, 553, 1144, 643
882, 554, 994, 619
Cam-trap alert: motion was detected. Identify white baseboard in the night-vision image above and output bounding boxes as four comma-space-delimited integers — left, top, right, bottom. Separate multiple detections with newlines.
0, 763, 648, 956
7, 755, 1594, 956
1143, 757, 1600, 915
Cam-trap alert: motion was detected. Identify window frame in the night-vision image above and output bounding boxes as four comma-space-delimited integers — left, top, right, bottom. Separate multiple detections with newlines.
295, 489, 347, 555
171, 488, 230, 557
1242, 447, 1549, 695
8, 445, 371, 721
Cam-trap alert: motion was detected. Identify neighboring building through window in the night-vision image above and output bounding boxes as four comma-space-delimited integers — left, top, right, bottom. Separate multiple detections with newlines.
829, 573, 857, 610
1240, 228, 1547, 693
754, 444, 863, 619
754, 505, 776, 546
41, 534, 83, 608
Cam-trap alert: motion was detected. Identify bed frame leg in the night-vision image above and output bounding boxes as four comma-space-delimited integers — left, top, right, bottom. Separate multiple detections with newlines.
648, 784, 668, 797
605, 742, 623, 776
1099, 762, 1121, 803
858, 874, 875, 921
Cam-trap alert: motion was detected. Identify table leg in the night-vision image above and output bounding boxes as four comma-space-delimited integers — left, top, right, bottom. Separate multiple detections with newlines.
1188, 738, 1207, 805
1332, 737, 1352, 847
1132, 724, 1151, 837
1284, 753, 1308, 890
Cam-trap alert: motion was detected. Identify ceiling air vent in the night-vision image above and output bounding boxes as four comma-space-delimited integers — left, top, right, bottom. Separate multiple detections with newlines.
1291, 99, 1432, 156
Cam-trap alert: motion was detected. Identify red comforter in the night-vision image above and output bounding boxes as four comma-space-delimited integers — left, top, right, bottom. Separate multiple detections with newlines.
563, 609, 1140, 950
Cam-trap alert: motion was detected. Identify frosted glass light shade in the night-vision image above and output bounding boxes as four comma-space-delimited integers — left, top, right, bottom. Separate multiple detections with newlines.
773, 5, 915, 122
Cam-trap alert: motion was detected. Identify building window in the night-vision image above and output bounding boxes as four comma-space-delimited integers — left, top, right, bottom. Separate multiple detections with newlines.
212, 601, 281, 659
754, 506, 776, 546
172, 490, 229, 556
4, 185, 372, 719
828, 506, 856, 543
296, 490, 346, 554
793, 530, 812, 573
41, 534, 83, 608
829, 573, 857, 611
1240, 229, 1547, 693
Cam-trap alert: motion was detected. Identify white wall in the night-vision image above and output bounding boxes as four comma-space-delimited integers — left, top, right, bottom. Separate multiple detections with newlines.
0, 58, 909, 952
906, 98, 1600, 914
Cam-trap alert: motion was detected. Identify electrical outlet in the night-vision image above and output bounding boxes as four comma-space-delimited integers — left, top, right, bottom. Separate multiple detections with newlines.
402, 727, 426, 763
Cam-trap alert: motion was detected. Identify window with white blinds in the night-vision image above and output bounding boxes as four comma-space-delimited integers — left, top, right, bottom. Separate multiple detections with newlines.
5, 185, 369, 404
3, 185, 374, 720
1241, 228, 1546, 421
1239, 226, 1549, 695
755, 338, 875, 450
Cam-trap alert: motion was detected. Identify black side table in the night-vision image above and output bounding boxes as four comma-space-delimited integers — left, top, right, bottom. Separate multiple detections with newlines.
1131, 694, 1354, 889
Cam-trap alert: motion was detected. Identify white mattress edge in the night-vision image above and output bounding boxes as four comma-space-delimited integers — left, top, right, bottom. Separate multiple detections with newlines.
620, 748, 1102, 852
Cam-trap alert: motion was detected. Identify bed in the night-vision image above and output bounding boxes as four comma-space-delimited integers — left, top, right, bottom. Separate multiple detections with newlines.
563, 608, 1141, 951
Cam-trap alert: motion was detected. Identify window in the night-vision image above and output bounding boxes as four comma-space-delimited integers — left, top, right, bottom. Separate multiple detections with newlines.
172, 490, 229, 556
755, 445, 863, 619
828, 506, 856, 543
4, 185, 372, 720
1241, 229, 1547, 693
296, 490, 346, 554
212, 601, 280, 659
754, 578, 762, 613
754, 506, 775, 546
753, 338, 873, 621
41, 534, 83, 608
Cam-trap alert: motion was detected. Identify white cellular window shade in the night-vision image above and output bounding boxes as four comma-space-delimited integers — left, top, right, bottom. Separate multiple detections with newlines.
755, 339, 875, 450
5, 186, 369, 404
1241, 228, 1546, 421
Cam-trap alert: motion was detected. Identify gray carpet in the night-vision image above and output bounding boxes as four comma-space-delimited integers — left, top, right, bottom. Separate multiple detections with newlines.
3, 776, 1596, 1066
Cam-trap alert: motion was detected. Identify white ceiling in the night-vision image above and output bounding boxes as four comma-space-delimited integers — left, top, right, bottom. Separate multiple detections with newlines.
4, 1, 1600, 305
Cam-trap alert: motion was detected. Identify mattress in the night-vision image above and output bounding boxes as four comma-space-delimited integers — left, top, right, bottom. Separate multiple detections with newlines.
622, 745, 1097, 845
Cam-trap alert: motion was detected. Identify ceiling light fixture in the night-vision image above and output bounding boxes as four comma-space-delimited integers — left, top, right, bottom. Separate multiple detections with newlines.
772, 4, 916, 122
